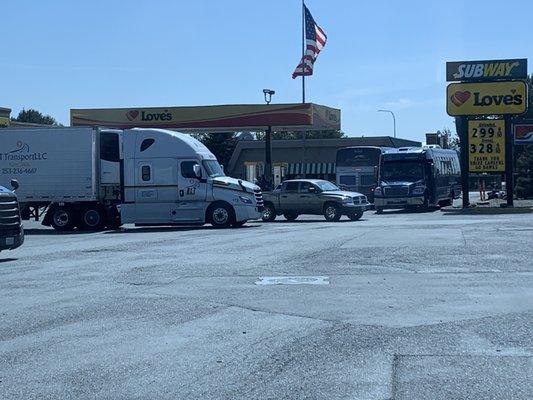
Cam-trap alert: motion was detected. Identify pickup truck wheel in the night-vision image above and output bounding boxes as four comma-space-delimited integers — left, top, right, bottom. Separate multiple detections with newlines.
348, 210, 364, 221
50, 207, 75, 231
323, 203, 341, 222
79, 207, 106, 231
262, 204, 277, 222
283, 212, 298, 221
208, 203, 234, 228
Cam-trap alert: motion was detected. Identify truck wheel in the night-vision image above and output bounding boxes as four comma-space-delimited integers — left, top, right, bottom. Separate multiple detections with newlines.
262, 203, 277, 222
375, 207, 384, 215
79, 207, 106, 231
348, 210, 364, 221
208, 202, 234, 229
50, 207, 75, 231
283, 212, 298, 221
323, 203, 341, 222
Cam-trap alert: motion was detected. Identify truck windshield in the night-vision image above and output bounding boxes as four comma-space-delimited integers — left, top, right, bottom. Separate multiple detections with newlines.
381, 161, 424, 182
203, 160, 225, 178
315, 181, 341, 191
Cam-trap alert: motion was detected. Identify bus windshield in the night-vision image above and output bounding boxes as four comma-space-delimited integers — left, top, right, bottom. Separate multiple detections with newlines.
381, 161, 424, 182
336, 147, 381, 168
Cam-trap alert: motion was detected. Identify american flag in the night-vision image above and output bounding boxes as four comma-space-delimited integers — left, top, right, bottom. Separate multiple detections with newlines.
292, 5, 327, 79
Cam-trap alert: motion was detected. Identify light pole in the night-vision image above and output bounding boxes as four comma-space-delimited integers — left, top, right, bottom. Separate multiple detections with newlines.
262, 89, 275, 189
263, 89, 275, 105
378, 109, 396, 138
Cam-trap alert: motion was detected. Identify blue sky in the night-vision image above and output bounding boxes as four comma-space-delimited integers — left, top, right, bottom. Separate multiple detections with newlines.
1, 0, 531, 141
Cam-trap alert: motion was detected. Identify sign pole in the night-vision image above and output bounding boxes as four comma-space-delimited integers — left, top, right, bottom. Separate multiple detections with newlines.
504, 115, 514, 206
456, 116, 470, 208
301, 0, 306, 103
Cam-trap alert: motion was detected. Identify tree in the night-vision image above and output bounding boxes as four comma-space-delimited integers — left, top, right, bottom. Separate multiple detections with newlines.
13, 108, 60, 125
198, 132, 237, 168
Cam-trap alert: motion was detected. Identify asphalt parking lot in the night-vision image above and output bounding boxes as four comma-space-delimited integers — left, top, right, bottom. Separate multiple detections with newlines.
1, 208, 532, 400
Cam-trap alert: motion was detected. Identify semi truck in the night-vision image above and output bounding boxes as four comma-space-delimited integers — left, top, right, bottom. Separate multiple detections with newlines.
0, 127, 263, 230
0, 180, 24, 252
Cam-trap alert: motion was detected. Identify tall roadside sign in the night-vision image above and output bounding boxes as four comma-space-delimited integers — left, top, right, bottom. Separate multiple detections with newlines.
446, 58, 529, 208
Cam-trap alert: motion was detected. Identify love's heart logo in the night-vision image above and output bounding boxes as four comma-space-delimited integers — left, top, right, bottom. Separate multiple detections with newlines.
511, 89, 517, 94
126, 110, 139, 121
450, 91, 471, 107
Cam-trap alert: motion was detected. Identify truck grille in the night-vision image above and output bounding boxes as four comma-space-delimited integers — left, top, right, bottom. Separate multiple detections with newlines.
384, 186, 409, 197
0, 196, 21, 228
254, 188, 264, 211
354, 195, 367, 204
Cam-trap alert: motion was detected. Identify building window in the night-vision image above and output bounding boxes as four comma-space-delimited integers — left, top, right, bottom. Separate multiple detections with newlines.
245, 163, 257, 183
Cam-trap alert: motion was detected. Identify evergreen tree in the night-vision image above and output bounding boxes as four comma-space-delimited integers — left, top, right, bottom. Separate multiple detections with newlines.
199, 132, 237, 169
13, 108, 60, 125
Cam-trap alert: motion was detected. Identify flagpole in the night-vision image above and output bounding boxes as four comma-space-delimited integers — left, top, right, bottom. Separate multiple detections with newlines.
301, 0, 305, 103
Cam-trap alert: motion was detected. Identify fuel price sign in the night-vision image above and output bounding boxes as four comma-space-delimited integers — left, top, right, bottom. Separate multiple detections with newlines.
468, 120, 505, 173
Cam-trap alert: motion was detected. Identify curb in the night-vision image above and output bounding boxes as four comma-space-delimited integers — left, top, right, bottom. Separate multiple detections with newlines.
441, 206, 533, 215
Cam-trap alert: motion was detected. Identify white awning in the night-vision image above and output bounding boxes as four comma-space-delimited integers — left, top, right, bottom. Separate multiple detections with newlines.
287, 163, 335, 175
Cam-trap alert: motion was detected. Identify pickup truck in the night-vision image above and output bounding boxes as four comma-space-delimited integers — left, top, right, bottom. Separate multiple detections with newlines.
262, 179, 370, 222
0, 180, 24, 252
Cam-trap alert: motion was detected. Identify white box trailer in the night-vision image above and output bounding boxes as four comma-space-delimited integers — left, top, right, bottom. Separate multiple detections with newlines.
0, 127, 262, 230
0, 127, 122, 230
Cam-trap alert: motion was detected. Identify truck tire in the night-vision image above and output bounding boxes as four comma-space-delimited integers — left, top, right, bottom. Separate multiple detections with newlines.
348, 210, 364, 221
262, 203, 277, 222
79, 206, 106, 231
207, 202, 235, 229
323, 203, 341, 222
283, 211, 298, 221
50, 207, 75, 231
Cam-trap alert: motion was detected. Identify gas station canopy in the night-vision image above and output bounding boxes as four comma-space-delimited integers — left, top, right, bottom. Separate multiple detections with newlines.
70, 103, 340, 132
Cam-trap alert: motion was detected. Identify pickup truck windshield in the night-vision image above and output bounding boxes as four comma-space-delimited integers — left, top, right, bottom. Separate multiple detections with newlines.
315, 181, 340, 191
203, 160, 225, 178
382, 161, 424, 182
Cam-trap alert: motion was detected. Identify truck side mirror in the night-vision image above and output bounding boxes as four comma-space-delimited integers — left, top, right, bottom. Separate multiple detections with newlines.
193, 164, 202, 179
10, 179, 19, 191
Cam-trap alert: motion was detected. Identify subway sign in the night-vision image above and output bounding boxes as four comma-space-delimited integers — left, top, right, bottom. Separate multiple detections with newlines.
446, 59, 527, 82
446, 81, 528, 116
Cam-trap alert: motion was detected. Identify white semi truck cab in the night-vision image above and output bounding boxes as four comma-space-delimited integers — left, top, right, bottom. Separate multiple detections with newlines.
0, 127, 263, 230
121, 128, 263, 228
